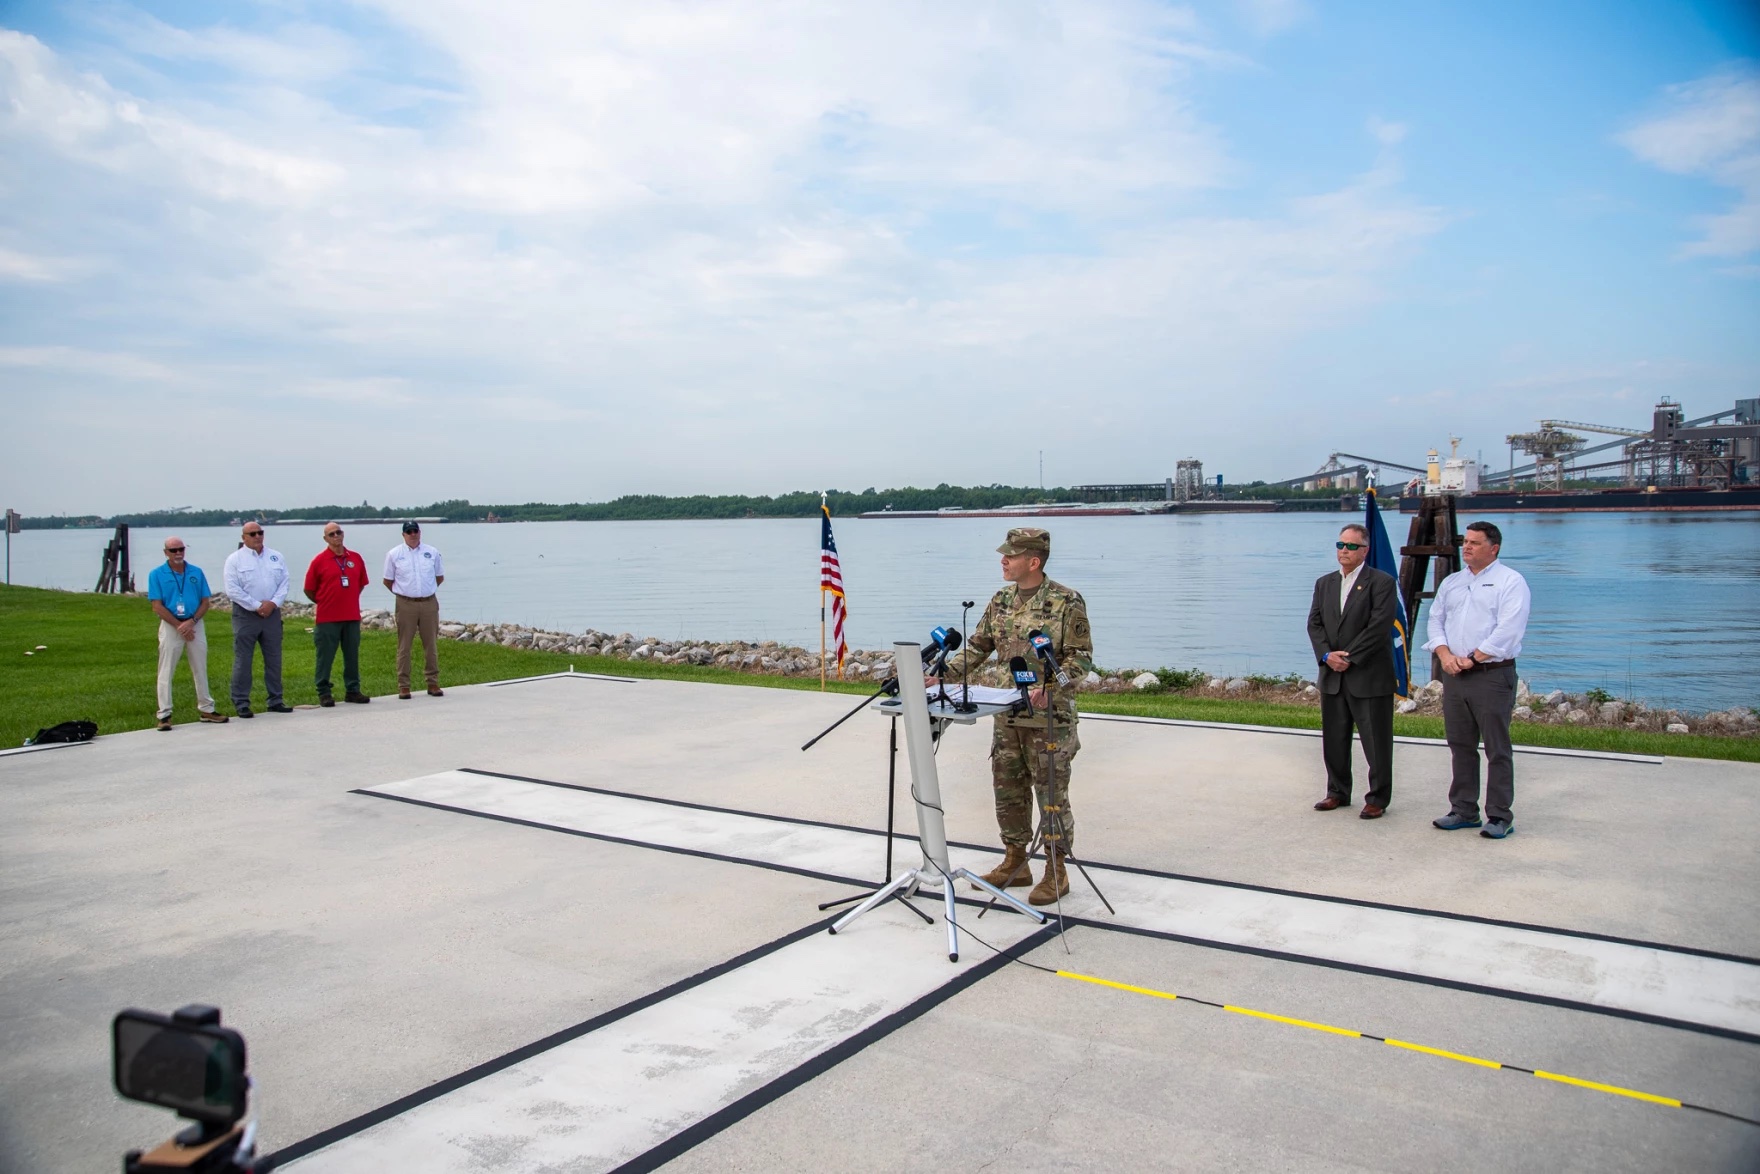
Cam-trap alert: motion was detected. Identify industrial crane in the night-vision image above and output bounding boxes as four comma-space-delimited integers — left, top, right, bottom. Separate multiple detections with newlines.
1504, 425, 1585, 492
1539, 419, 1648, 439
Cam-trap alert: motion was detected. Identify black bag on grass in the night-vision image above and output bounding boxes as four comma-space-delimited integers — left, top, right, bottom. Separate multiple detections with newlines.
25, 720, 98, 746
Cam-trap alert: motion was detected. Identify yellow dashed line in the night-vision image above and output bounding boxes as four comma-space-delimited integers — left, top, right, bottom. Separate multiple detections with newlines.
1053, 970, 1725, 1120
1222, 1004, 1362, 1037
1383, 1038, 1503, 1069
1056, 970, 1180, 1002
1534, 1071, 1682, 1107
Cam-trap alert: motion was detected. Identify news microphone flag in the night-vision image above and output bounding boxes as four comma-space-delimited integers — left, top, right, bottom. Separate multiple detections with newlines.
819, 497, 848, 683
1364, 485, 1411, 699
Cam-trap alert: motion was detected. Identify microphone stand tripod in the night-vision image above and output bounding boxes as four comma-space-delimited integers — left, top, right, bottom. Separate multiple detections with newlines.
800, 674, 934, 921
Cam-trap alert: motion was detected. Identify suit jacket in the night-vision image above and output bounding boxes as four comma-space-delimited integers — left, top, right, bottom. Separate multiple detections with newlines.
1307, 566, 1398, 698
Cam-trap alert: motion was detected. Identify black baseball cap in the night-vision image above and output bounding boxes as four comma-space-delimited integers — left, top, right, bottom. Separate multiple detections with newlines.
401, 521, 421, 534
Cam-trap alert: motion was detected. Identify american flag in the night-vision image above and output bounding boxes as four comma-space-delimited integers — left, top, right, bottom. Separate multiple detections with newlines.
820, 501, 847, 674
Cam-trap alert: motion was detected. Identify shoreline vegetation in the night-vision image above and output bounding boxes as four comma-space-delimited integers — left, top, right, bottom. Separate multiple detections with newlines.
18, 481, 1356, 530
3, 585, 1753, 763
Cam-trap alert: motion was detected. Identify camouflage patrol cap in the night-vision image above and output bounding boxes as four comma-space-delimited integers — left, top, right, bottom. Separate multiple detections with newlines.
997, 527, 1050, 557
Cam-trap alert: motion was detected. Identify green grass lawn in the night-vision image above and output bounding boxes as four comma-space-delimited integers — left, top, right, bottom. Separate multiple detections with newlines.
3, 584, 1754, 762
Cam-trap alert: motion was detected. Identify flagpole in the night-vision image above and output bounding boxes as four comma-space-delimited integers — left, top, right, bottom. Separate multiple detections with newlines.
820, 492, 828, 691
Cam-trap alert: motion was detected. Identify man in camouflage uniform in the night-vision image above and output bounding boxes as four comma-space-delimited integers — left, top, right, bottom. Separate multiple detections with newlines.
940, 527, 1094, 906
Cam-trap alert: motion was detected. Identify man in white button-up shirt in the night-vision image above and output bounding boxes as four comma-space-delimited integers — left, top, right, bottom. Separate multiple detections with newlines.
1423, 521, 1532, 839
382, 521, 445, 699
222, 522, 292, 717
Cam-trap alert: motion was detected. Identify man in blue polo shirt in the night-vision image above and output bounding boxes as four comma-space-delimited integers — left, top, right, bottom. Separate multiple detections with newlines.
146, 536, 228, 731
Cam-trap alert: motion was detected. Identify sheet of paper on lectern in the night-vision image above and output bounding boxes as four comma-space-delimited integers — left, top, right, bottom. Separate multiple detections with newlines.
925, 685, 1021, 706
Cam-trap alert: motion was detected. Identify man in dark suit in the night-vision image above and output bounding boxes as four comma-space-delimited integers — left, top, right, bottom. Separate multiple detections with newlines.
1307, 523, 1400, 819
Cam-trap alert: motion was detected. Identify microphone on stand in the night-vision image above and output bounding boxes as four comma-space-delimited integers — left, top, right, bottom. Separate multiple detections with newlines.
920, 626, 962, 665
1008, 656, 1038, 716
1027, 629, 1069, 687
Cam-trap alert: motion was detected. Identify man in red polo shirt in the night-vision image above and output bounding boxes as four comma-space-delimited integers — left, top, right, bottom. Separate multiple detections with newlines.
304, 522, 371, 706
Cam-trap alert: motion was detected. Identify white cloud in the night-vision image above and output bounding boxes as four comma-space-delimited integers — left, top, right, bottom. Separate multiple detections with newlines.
0, 3, 1447, 511
1234, 0, 1309, 37
1367, 116, 1407, 147
0, 246, 82, 282
0, 30, 344, 205
0, 344, 179, 380
1619, 65, 1760, 259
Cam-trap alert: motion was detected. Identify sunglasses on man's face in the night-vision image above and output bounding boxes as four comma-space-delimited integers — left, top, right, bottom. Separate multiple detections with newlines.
244, 530, 263, 537
164, 546, 185, 553
1336, 541, 1364, 551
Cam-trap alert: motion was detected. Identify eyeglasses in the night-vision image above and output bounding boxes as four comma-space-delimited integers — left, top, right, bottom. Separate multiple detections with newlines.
1335, 541, 1364, 551
164, 546, 185, 553
244, 530, 263, 537
324, 530, 343, 537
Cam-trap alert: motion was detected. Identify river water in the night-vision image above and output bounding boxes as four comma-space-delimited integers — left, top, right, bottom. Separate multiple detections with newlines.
6, 512, 1757, 711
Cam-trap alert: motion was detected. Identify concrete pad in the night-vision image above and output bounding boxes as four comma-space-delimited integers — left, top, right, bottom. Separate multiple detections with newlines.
662, 928, 1760, 1174
362, 768, 1760, 1038
1, 672, 1756, 1172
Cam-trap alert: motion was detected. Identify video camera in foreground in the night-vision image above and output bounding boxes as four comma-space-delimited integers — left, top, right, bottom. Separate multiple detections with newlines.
114, 1004, 257, 1173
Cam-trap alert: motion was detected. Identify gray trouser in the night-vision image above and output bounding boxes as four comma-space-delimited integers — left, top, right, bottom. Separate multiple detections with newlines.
1441, 663, 1516, 822
231, 604, 284, 709
314, 620, 361, 697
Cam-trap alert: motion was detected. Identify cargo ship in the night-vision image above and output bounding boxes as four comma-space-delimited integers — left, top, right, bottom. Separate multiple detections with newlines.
858, 503, 1157, 519
1398, 485, 1760, 513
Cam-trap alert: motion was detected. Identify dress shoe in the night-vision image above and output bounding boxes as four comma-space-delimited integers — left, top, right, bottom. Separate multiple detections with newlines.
426, 686, 444, 697
343, 692, 371, 704
197, 711, 229, 723
236, 706, 254, 719
318, 695, 335, 708
1359, 804, 1386, 820
267, 703, 295, 714
1313, 795, 1350, 811
398, 690, 412, 700
156, 717, 173, 732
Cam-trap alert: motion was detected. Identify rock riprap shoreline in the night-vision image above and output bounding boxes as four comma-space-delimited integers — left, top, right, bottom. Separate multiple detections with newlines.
264, 598, 1758, 738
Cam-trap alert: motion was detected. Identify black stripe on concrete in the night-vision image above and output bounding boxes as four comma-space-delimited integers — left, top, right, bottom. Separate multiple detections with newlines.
349, 781, 1760, 1044
608, 923, 1063, 1173
1062, 916, 1760, 1048
351, 787, 873, 890
453, 766, 1760, 968
253, 918, 835, 1170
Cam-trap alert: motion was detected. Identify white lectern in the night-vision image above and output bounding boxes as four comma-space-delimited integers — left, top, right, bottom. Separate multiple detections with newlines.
828, 641, 1047, 960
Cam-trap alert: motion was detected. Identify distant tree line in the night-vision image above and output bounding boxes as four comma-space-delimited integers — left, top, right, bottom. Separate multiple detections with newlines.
20, 484, 1082, 529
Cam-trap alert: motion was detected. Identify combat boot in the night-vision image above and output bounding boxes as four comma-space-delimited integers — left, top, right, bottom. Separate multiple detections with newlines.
1028, 850, 1069, 906
976, 844, 1033, 889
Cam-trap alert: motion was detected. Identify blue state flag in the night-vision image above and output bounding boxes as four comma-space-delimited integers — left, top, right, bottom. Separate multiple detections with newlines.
1364, 486, 1411, 699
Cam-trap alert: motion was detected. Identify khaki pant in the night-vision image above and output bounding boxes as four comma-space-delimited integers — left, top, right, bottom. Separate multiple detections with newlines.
990, 718, 1080, 852
395, 594, 440, 690
156, 619, 215, 720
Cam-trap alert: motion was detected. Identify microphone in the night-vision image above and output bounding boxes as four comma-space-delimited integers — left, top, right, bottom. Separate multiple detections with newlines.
1027, 629, 1069, 686
1007, 655, 1038, 715
920, 625, 962, 664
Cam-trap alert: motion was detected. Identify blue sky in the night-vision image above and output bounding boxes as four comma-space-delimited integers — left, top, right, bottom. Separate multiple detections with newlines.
1, 0, 1756, 512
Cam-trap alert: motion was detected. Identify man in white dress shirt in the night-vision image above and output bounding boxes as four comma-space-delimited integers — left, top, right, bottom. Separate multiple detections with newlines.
382, 521, 445, 699
1423, 521, 1532, 839
223, 521, 292, 717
